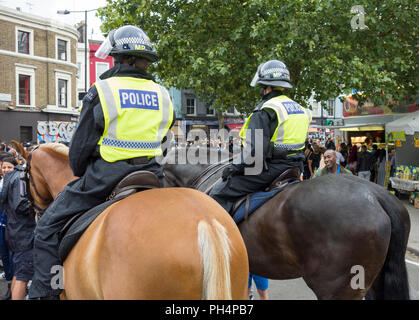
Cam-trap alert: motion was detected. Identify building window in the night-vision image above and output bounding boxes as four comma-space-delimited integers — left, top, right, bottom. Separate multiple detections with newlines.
327, 100, 335, 117
18, 75, 31, 105
17, 30, 30, 54
15, 64, 36, 107
57, 39, 67, 61
206, 106, 215, 115
96, 62, 110, 82
186, 98, 196, 115
57, 79, 68, 107
15, 27, 33, 55
227, 106, 235, 114
55, 70, 72, 109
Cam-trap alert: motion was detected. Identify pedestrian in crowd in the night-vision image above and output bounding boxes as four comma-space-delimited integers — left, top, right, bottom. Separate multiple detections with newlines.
390, 149, 396, 177
308, 143, 321, 178
357, 145, 373, 180
0, 156, 34, 300
0, 155, 14, 300
326, 142, 345, 166
312, 149, 353, 178
0, 143, 6, 152
325, 137, 336, 151
209, 59, 311, 214
376, 149, 387, 186
303, 139, 313, 180
28, 25, 175, 300
370, 144, 379, 183
347, 145, 358, 174
248, 273, 269, 300
339, 143, 348, 167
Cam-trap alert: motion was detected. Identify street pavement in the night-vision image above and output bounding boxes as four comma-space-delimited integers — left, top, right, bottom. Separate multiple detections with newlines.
1, 199, 418, 300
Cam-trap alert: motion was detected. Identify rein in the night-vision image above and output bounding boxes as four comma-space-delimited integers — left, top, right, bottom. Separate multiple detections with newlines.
23, 145, 50, 219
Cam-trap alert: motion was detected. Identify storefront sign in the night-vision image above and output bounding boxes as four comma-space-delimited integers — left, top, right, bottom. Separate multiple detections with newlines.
415, 140, 419, 148
37, 121, 77, 143
395, 140, 402, 147
388, 131, 406, 142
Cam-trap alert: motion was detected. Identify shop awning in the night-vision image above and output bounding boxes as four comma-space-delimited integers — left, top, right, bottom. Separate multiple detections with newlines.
338, 125, 384, 132
225, 123, 243, 131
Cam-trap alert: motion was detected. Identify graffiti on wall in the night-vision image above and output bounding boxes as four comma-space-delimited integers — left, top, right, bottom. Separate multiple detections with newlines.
37, 121, 77, 144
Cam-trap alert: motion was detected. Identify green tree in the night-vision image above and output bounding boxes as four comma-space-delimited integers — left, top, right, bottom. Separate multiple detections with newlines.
98, 0, 418, 119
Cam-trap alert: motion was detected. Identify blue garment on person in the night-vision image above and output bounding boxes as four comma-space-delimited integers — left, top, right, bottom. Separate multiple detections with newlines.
248, 273, 269, 290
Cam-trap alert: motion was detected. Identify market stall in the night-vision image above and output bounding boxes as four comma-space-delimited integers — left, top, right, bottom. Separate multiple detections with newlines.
385, 111, 419, 205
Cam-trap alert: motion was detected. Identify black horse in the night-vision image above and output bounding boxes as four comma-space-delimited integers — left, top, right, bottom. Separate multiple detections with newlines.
162, 148, 411, 299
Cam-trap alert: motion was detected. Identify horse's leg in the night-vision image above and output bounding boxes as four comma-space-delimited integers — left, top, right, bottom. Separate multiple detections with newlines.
301, 239, 388, 300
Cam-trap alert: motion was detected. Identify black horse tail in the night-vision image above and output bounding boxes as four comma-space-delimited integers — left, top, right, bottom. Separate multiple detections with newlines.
370, 195, 410, 300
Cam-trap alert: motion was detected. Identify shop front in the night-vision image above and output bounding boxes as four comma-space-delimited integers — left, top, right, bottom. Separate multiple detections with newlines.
385, 111, 419, 206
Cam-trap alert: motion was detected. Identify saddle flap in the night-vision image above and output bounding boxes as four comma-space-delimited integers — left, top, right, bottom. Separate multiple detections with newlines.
108, 170, 160, 201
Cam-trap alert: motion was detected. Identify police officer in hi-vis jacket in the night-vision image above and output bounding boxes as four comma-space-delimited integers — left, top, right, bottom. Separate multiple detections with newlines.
209, 60, 311, 214
29, 25, 175, 299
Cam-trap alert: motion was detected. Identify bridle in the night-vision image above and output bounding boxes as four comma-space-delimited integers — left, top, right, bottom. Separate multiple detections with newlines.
21, 145, 51, 220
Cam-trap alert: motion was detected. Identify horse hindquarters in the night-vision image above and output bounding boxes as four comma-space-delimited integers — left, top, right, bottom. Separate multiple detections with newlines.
62, 188, 249, 299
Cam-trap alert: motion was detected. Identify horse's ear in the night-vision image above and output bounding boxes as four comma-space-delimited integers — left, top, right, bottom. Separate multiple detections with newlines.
10, 140, 30, 160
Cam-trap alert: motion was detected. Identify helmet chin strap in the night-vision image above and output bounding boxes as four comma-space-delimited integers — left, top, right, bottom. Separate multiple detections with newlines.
128, 56, 137, 66
260, 85, 267, 98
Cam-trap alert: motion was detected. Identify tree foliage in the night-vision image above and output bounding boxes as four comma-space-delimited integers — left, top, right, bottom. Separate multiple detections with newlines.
98, 0, 418, 114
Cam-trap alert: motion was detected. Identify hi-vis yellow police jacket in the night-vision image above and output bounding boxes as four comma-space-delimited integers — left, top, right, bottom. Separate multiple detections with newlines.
94, 77, 174, 162
240, 95, 311, 151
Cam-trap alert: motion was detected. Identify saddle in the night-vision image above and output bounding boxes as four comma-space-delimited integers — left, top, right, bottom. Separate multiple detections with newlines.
230, 167, 301, 219
106, 170, 161, 201
58, 170, 160, 261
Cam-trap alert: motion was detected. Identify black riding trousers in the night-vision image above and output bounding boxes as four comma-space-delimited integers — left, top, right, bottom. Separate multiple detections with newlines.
28, 158, 163, 298
209, 160, 303, 213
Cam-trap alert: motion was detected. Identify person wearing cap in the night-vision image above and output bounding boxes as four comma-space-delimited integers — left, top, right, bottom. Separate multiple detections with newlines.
209, 60, 311, 214
28, 25, 174, 300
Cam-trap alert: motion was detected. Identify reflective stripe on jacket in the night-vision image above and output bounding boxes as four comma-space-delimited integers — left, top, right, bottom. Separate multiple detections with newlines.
95, 77, 174, 162
240, 95, 311, 150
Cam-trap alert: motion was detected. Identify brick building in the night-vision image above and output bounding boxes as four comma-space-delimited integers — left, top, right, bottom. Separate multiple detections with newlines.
0, 5, 80, 144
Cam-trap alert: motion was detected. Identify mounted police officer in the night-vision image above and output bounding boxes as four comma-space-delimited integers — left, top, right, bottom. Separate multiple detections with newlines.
28, 25, 174, 299
209, 60, 311, 214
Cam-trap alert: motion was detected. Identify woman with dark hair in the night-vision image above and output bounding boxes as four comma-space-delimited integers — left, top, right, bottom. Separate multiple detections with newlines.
0, 156, 17, 300
1, 156, 35, 300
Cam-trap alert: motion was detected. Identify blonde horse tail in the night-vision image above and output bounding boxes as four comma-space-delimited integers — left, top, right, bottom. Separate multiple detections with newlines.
198, 219, 232, 300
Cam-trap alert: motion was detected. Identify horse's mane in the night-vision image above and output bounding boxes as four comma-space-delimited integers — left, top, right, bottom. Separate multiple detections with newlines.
40, 143, 69, 157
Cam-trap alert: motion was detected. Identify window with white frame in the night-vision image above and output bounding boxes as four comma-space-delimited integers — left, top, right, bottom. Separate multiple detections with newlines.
57, 79, 68, 108
96, 62, 110, 82
186, 97, 196, 115
56, 36, 70, 61
16, 27, 33, 55
15, 64, 36, 107
55, 71, 72, 109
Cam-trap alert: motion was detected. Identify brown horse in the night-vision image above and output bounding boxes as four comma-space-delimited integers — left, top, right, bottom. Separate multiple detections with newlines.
19, 143, 249, 299
163, 148, 411, 300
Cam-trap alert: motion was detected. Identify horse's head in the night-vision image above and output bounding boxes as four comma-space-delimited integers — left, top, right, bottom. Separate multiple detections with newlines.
19, 143, 75, 221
